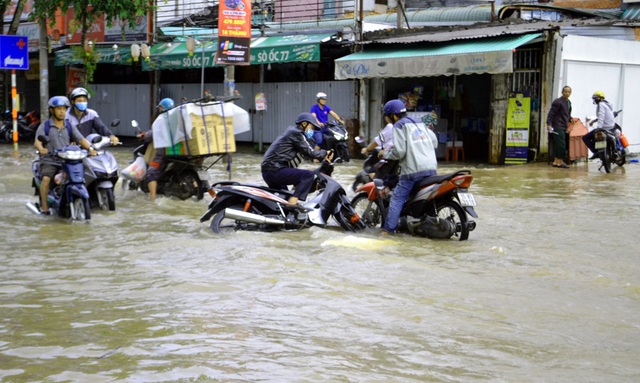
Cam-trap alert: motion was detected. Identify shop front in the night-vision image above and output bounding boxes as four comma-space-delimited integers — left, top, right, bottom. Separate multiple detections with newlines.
335, 33, 543, 164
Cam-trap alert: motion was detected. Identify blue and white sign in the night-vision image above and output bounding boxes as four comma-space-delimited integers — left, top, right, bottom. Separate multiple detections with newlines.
0, 35, 29, 70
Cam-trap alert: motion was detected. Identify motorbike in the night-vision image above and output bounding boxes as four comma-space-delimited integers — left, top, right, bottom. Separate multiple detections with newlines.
350, 135, 399, 192
350, 170, 478, 240
26, 135, 92, 221
0, 109, 39, 142
84, 127, 121, 211
199, 160, 366, 233
122, 121, 212, 200
587, 110, 626, 173
316, 120, 350, 163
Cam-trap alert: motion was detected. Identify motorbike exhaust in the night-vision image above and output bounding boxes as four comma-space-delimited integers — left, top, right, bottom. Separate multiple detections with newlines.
224, 208, 286, 226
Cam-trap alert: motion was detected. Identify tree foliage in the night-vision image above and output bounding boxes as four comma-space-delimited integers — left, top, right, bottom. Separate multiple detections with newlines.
29, 0, 155, 86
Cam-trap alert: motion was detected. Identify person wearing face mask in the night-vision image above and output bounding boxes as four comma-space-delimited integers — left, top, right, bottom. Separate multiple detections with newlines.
261, 112, 332, 207
66, 87, 120, 145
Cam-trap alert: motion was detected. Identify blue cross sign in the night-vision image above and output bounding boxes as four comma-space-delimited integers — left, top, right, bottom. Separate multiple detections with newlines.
0, 35, 29, 70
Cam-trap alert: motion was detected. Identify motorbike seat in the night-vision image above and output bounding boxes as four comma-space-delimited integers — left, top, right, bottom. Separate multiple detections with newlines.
410, 170, 472, 195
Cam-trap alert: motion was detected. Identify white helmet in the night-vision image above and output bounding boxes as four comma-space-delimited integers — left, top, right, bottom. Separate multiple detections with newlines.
316, 92, 327, 100
69, 87, 90, 100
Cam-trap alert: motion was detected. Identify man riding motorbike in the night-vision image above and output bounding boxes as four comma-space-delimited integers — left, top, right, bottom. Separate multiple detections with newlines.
582, 90, 617, 159
310, 92, 344, 150
378, 99, 439, 235
261, 112, 333, 207
33, 96, 97, 215
66, 87, 120, 145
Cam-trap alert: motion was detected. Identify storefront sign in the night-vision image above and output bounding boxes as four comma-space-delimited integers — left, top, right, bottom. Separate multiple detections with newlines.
216, 0, 251, 65
505, 93, 530, 165
65, 7, 149, 44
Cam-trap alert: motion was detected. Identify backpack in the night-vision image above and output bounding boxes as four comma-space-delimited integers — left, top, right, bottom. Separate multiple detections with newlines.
44, 119, 73, 138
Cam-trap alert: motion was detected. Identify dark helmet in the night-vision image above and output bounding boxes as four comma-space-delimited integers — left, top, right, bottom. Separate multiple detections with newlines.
157, 98, 175, 110
295, 112, 320, 130
69, 87, 89, 101
383, 99, 406, 116
48, 96, 71, 109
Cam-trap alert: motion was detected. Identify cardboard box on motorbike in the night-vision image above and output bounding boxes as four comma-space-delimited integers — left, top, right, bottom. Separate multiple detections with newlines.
152, 101, 250, 157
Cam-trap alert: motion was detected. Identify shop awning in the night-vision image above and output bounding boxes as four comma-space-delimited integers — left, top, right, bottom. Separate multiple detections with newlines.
141, 33, 333, 70
54, 46, 133, 66
622, 5, 640, 20
334, 33, 541, 80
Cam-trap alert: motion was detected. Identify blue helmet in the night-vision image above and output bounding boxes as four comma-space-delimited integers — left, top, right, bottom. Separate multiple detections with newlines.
48, 96, 71, 109
383, 99, 406, 116
295, 112, 320, 130
157, 98, 175, 110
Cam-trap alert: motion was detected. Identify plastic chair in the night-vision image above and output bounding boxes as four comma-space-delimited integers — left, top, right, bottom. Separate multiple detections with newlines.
445, 142, 465, 161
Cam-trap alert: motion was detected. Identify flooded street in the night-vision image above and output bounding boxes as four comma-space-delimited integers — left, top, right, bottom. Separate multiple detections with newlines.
1, 142, 639, 382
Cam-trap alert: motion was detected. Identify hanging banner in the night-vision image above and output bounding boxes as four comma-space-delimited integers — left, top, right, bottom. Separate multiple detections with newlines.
216, 0, 252, 65
505, 93, 530, 165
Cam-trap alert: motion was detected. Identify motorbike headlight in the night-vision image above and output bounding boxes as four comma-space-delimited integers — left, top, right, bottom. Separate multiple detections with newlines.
58, 149, 88, 160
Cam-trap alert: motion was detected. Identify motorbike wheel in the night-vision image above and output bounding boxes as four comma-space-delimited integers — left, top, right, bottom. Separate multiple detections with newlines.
435, 200, 469, 241
338, 145, 350, 162
601, 148, 612, 173
210, 204, 255, 233
99, 188, 116, 211
335, 207, 366, 232
351, 192, 384, 228
71, 198, 91, 221
3, 126, 12, 142
170, 171, 200, 200
614, 151, 626, 167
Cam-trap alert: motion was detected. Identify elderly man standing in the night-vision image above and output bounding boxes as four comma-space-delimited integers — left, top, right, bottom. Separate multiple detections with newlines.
546, 85, 572, 168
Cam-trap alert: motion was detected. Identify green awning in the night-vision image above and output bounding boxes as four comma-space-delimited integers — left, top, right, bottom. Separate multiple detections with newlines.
622, 5, 640, 20
54, 46, 133, 66
249, 33, 331, 65
143, 40, 219, 71
335, 33, 542, 80
141, 33, 332, 70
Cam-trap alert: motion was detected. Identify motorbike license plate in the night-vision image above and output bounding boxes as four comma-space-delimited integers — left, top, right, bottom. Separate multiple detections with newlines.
457, 192, 476, 207
595, 141, 607, 150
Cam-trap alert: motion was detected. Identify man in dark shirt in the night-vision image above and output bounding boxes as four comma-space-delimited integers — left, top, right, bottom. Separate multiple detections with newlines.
546, 85, 572, 168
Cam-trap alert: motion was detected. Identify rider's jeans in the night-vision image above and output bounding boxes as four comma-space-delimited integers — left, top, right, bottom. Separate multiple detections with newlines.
383, 170, 436, 234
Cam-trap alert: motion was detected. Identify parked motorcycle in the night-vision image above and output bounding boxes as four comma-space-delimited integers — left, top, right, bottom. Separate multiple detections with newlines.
199, 160, 365, 233
122, 121, 212, 200
0, 109, 39, 142
587, 110, 626, 173
351, 170, 478, 240
26, 136, 92, 221
317, 120, 350, 162
84, 130, 120, 211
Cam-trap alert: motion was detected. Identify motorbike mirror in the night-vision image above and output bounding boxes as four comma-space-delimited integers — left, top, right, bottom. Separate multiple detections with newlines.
37, 135, 49, 144
111, 119, 121, 127
354, 136, 366, 144
131, 120, 138, 128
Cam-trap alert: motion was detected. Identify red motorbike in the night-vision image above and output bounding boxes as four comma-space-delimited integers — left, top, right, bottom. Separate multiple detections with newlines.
350, 170, 478, 240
